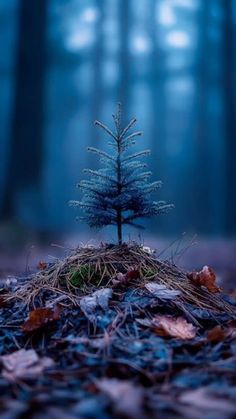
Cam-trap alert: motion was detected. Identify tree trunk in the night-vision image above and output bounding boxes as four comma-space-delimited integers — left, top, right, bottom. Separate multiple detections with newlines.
89, 0, 105, 156
223, 0, 236, 235
117, 211, 122, 245
193, 1, 210, 233
149, 0, 167, 233
1, 0, 47, 218
118, 0, 130, 114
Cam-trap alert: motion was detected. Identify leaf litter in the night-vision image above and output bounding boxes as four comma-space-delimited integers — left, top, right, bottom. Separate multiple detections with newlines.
0, 243, 236, 418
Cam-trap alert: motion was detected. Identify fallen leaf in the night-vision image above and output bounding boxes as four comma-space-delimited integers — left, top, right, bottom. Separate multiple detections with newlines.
22, 305, 62, 333
179, 387, 236, 418
126, 269, 140, 281
207, 325, 226, 343
0, 349, 54, 381
207, 321, 236, 343
153, 315, 197, 339
112, 269, 140, 286
145, 282, 182, 300
112, 272, 126, 286
187, 266, 220, 293
37, 261, 48, 270
96, 378, 144, 419
80, 288, 112, 323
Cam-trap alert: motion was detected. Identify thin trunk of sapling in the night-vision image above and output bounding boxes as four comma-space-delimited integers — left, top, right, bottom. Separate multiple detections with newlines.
116, 132, 122, 245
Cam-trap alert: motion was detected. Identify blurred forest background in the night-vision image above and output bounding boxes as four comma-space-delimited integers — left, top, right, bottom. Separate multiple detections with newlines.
0, 0, 236, 275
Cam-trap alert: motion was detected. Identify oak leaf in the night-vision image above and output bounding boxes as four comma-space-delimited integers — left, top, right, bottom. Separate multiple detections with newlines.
187, 266, 220, 293
153, 315, 197, 339
22, 305, 62, 333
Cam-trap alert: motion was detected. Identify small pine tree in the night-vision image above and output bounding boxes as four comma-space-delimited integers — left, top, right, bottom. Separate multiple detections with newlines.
70, 104, 173, 245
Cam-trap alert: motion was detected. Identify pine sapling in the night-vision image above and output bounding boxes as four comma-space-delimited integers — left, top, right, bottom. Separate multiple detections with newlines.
70, 104, 173, 244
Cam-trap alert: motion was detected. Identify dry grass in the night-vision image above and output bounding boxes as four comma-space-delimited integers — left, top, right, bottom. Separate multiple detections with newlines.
5, 243, 236, 315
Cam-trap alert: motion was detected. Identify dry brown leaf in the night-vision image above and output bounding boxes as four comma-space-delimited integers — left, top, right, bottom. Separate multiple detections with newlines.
208, 321, 236, 343
112, 269, 140, 286
126, 269, 140, 281
22, 305, 62, 333
153, 315, 197, 339
0, 349, 54, 381
187, 265, 220, 293
37, 261, 48, 270
207, 325, 226, 342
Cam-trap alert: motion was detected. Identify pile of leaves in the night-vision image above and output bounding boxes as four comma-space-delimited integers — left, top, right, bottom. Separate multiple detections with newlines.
0, 244, 236, 418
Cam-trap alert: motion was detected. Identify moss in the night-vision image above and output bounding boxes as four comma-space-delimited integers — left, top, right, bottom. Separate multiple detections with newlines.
69, 265, 90, 288
69, 265, 102, 288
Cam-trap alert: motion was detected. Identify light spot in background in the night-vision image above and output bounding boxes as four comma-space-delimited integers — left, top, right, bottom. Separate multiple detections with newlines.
167, 77, 194, 95
157, 2, 176, 26
166, 52, 193, 70
166, 77, 195, 112
166, 30, 190, 48
171, 0, 199, 9
102, 61, 119, 86
80, 7, 99, 24
131, 35, 152, 54
66, 29, 94, 51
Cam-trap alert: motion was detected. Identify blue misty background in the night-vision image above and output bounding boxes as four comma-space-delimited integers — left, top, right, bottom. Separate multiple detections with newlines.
0, 0, 236, 253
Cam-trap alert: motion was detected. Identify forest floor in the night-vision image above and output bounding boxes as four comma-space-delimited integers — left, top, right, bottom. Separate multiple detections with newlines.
0, 241, 236, 418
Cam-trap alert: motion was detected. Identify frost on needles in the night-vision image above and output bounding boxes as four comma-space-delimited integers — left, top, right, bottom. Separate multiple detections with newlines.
70, 104, 174, 245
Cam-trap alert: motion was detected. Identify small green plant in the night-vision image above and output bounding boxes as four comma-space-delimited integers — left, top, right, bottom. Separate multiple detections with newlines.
69, 265, 90, 288
69, 265, 103, 288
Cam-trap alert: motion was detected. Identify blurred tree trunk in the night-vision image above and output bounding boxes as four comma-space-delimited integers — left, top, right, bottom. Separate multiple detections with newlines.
149, 0, 167, 233
1, 0, 47, 218
118, 0, 130, 116
223, 0, 236, 234
89, 0, 104, 153
193, 1, 210, 233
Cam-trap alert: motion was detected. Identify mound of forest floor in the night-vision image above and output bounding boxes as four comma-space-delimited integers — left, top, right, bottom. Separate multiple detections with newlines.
0, 243, 236, 419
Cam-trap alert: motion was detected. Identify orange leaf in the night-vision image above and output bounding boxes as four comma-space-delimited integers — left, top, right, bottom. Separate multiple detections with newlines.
126, 269, 140, 280
37, 261, 47, 270
153, 315, 197, 340
187, 266, 220, 293
22, 306, 62, 333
